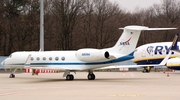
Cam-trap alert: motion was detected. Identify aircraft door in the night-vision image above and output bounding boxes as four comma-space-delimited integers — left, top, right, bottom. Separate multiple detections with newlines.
142, 47, 146, 57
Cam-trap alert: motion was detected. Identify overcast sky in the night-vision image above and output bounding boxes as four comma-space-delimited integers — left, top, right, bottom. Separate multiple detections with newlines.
110, 0, 162, 12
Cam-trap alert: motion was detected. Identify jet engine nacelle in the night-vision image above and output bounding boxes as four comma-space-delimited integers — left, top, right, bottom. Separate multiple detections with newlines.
76, 49, 109, 62
167, 58, 180, 67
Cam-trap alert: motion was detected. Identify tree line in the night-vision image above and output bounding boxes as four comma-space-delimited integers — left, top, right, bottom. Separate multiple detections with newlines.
0, 0, 180, 56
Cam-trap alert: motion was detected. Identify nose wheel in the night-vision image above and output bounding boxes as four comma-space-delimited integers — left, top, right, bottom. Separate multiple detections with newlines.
9, 68, 17, 78
9, 73, 15, 78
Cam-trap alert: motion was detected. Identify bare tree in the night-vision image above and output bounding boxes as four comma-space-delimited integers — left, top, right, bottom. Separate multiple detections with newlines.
92, 0, 123, 48
51, 0, 85, 50
2, 0, 29, 55
0, 0, 180, 56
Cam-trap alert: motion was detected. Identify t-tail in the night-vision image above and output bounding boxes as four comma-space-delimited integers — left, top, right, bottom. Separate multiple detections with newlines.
108, 25, 176, 55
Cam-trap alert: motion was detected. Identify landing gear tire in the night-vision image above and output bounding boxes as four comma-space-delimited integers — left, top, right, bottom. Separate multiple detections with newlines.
142, 69, 148, 73
9, 68, 17, 78
9, 74, 15, 78
87, 74, 95, 80
142, 66, 151, 73
66, 74, 74, 80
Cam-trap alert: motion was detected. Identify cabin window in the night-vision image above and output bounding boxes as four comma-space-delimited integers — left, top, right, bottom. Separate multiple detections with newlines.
49, 57, 52, 61
31, 57, 34, 61
9, 55, 12, 58
37, 57, 40, 61
43, 57, 46, 60
61, 57, 65, 61
55, 57, 59, 61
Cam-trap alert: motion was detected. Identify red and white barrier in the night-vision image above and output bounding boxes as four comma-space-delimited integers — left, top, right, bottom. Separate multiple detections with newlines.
171, 70, 175, 72
24, 69, 57, 73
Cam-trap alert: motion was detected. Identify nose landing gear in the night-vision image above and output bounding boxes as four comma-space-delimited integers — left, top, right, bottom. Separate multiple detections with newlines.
9, 68, 17, 78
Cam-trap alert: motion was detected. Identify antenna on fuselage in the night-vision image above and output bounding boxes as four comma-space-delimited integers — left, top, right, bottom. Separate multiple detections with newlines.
40, 0, 44, 51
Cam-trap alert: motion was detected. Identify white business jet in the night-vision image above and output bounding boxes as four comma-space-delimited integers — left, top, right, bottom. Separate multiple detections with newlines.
133, 33, 180, 72
1, 25, 176, 80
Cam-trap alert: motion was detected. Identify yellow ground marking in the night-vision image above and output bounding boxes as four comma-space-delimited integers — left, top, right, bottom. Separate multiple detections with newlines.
109, 94, 144, 97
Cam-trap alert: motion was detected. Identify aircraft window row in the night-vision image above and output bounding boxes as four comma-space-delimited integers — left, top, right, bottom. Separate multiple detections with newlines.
31, 57, 65, 61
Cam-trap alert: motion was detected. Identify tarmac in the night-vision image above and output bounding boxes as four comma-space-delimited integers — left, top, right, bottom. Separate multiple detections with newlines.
0, 71, 180, 100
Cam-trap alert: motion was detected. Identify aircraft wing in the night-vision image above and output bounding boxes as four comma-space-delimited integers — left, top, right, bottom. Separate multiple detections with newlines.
97, 64, 163, 69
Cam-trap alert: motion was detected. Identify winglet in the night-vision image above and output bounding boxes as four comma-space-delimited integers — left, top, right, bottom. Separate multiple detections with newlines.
159, 33, 179, 66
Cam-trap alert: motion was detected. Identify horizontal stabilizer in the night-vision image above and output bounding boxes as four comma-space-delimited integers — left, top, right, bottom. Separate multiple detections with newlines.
119, 26, 176, 31
145, 28, 177, 30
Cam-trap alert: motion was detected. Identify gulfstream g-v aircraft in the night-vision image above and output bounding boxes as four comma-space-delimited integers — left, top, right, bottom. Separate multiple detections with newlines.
1, 25, 176, 80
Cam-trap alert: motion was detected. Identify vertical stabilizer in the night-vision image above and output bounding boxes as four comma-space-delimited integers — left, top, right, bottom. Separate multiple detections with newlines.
108, 25, 176, 55
110, 26, 148, 54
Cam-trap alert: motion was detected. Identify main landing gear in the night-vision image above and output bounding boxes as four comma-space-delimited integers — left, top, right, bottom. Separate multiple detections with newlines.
142, 66, 151, 73
64, 70, 96, 80
64, 70, 75, 80
66, 74, 74, 80
87, 70, 95, 80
